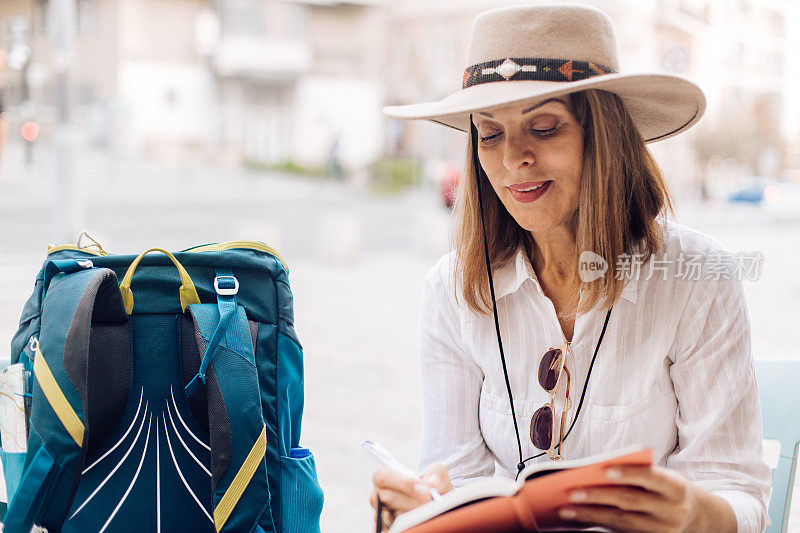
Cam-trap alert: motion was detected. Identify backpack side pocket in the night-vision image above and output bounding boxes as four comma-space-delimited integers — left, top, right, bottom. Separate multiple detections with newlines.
279, 448, 323, 533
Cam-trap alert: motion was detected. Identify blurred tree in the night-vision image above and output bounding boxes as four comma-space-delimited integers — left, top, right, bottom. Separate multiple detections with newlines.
692, 93, 784, 201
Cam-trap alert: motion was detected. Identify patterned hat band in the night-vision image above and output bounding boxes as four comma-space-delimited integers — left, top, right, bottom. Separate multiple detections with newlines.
463, 57, 616, 89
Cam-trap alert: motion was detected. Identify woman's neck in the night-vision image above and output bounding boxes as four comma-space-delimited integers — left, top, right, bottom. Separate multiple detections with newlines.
530, 225, 578, 286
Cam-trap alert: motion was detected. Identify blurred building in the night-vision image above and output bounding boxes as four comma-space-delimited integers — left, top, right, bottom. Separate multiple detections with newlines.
2, 0, 798, 184
212, 0, 385, 169
652, 0, 800, 191
0, 0, 219, 155
0, 0, 386, 170
382, 0, 800, 198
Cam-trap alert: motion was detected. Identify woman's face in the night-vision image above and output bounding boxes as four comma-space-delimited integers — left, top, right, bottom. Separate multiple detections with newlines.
473, 97, 585, 235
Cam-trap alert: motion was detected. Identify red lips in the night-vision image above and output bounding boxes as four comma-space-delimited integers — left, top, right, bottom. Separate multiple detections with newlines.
507, 180, 550, 192
507, 180, 553, 203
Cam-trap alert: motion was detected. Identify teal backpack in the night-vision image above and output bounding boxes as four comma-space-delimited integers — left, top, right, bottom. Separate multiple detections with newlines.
1, 241, 324, 532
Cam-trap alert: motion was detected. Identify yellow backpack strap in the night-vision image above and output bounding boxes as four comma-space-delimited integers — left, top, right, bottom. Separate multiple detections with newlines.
119, 248, 201, 315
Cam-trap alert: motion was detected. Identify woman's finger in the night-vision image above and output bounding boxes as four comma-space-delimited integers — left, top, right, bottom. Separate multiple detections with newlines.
376, 487, 431, 513
380, 506, 396, 532
558, 505, 673, 533
421, 463, 454, 494
605, 465, 687, 502
373, 467, 424, 496
371, 489, 397, 531
369, 489, 378, 511
568, 485, 688, 526
569, 486, 662, 514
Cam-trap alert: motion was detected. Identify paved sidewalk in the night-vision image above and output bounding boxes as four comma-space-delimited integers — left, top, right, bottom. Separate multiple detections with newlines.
291, 252, 437, 532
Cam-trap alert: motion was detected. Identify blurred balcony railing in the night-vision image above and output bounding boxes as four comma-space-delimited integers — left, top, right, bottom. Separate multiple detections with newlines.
214, 36, 312, 78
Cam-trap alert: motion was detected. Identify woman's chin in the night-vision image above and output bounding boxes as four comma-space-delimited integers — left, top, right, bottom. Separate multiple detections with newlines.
506, 199, 576, 236
511, 214, 563, 235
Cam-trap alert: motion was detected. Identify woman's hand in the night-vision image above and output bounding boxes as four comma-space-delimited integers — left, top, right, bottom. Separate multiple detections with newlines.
558, 465, 737, 533
369, 463, 453, 525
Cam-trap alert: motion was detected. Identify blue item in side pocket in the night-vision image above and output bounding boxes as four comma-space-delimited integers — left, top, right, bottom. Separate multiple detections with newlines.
289, 448, 310, 459
280, 450, 324, 533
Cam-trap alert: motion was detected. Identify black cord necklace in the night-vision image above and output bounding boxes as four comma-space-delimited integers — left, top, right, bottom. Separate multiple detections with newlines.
470, 118, 614, 481
516, 307, 612, 477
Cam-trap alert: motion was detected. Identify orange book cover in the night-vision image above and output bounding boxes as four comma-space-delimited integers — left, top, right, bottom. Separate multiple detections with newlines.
389, 448, 653, 533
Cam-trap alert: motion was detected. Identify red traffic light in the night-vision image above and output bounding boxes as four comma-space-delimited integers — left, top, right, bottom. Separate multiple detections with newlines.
21, 121, 40, 142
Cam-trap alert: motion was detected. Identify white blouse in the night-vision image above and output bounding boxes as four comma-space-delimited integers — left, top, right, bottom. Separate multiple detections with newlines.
417, 219, 771, 532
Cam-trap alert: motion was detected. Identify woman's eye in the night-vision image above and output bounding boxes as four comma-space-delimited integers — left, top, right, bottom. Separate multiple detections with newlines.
530, 118, 559, 135
531, 125, 558, 136
478, 120, 559, 143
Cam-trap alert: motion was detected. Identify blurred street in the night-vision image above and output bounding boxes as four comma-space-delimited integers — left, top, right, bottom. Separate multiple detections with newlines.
1, 143, 799, 531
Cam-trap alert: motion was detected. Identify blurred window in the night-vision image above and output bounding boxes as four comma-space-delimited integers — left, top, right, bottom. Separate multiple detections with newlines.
242, 82, 292, 164
265, 2, 306, 39
430, 18, 455, 93
770, 52, 784, 76
74, 81, 97, 106
388, 24, 411, 77
33, 79, 57, 109
727, 41, 745, 70
729, 87, 743, 111
2, 80, 25, 107
219, 0, 263, 36
76, 0, 99, 36
677, 0, 709, 23
738, 0, 750, 15
34, 0, 49, 35
766, 9, 785, 37
218, 0, 306, 39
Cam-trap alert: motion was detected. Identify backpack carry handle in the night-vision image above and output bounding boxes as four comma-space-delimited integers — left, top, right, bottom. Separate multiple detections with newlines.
119, 248, 201, 314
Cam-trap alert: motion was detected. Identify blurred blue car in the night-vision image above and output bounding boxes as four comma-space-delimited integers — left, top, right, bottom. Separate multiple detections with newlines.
728, 177, 800, 220
728, 177, 772, 204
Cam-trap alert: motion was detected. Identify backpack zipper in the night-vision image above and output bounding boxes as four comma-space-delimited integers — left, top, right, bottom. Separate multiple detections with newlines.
46, 241, 286, 271
46, 245, 106, 256
183, 241, 288, 272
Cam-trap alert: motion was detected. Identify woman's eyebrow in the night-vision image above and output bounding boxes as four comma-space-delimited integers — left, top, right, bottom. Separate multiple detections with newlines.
476, 98, 566, 119
522, 98, 565, 114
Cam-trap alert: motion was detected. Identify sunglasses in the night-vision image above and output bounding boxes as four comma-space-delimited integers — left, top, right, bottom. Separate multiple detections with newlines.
529, 342, 572, 460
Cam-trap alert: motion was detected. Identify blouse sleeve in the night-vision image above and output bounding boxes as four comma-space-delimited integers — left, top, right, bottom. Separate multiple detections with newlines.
667, 273, 772, 533
417, 261, 496, 486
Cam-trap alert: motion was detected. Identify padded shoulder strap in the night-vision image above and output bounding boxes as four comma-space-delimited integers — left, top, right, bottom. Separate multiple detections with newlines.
182, 297, 271, 533
4, 266, 130, 532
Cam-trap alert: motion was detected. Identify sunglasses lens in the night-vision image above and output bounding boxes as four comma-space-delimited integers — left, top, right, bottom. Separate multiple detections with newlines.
530, 405, 553, 450
538, 348, 562, 391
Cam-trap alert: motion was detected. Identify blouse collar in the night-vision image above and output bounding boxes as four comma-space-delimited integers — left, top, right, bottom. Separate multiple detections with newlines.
493, 247, 638, 304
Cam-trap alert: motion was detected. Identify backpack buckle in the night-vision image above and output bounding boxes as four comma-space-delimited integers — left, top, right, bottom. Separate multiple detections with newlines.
214, 275, 239, 296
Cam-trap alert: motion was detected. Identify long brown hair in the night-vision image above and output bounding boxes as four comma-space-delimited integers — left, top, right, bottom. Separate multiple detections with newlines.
453, 89, 673, 316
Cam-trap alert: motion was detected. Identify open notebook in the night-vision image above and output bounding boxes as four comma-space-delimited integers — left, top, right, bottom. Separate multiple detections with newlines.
389, 448, 652, 533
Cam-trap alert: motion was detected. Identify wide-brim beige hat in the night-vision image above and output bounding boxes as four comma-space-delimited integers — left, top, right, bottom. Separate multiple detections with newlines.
383, 4, 706, 143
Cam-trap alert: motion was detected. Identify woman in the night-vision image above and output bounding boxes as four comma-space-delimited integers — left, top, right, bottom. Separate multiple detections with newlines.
371, 4, 771, 533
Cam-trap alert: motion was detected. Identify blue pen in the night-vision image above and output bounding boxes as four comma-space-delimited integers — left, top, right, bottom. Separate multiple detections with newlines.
362, 440, 442, 501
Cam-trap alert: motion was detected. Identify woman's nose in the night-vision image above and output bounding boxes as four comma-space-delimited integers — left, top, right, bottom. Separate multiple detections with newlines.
502, 133, 535, 171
